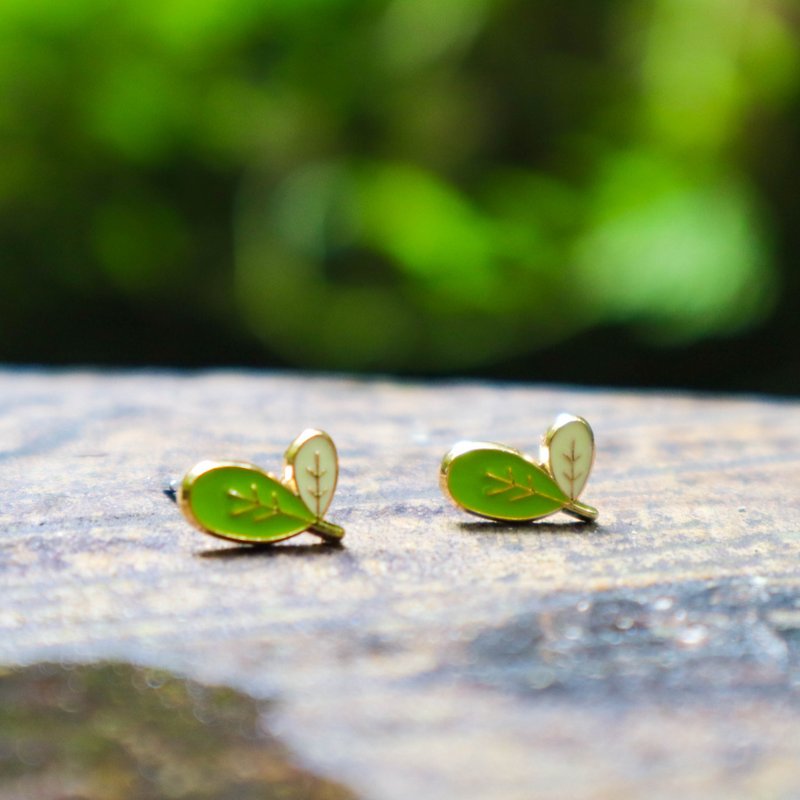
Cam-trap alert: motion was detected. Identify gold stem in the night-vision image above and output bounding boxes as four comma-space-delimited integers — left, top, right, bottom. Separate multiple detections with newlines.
308, 518, 345, 542
561, 499, 598, 523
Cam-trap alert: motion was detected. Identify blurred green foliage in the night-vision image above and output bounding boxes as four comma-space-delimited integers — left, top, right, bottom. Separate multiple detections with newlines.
0, 0, 798, 381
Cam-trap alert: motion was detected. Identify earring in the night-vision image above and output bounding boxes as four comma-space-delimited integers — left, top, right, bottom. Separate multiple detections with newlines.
440, 414, 598, 523
175, 429, 344, 545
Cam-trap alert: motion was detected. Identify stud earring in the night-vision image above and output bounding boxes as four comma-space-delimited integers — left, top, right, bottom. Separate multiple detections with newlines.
174, 429, 344, 545
440, 414, 598, 523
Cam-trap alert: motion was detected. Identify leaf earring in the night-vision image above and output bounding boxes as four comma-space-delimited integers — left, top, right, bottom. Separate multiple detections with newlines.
440, 414, 598, 524
174, 429, 344, 545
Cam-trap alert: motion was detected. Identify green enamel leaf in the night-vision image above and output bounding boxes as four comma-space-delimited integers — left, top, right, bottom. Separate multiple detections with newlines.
183, 463, 316, 543
443, 443, 569, 522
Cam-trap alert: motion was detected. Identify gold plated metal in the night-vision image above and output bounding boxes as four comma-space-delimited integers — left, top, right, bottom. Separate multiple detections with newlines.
176, 429, 344, 545
440, 414, 598, 523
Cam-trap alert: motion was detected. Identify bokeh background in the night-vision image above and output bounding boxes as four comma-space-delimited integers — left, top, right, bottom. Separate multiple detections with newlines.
1, 0, 798, 392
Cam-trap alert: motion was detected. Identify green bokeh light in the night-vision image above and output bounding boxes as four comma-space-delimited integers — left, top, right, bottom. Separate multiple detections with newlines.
0, 0, 796, 372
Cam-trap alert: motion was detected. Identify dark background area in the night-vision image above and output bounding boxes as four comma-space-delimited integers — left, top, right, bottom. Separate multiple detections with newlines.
1, 0, 798, 393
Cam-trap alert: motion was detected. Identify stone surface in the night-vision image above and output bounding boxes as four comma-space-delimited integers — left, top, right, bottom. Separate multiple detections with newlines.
1, 369, 800, 799
0, 662, 355, 800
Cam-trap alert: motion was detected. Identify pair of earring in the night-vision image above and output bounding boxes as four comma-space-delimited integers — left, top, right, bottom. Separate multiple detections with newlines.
173, 415, 598, 546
